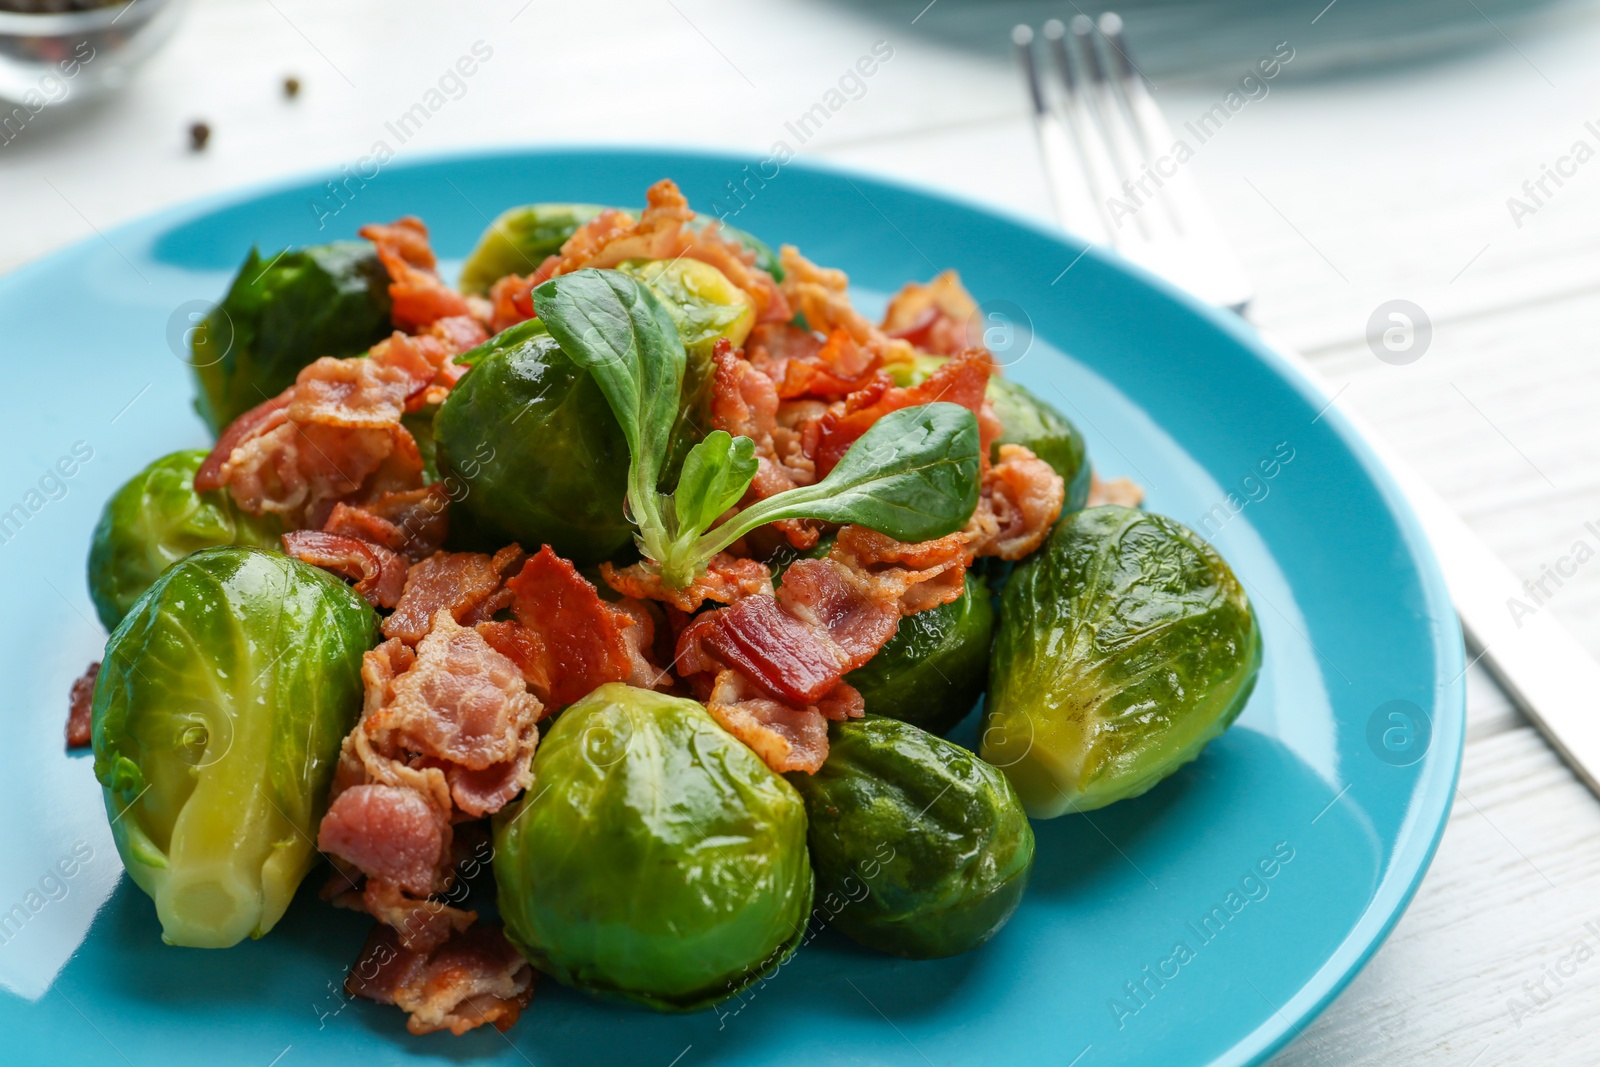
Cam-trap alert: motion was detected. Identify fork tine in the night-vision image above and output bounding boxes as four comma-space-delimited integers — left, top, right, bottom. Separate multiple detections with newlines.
1041, 20, 1126, 247
1094, 11, 1254, 310
1014, 23, 1109, 245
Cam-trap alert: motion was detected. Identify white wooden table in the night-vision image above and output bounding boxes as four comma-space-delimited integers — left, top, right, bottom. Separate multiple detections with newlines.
6, 0, 1599, 1061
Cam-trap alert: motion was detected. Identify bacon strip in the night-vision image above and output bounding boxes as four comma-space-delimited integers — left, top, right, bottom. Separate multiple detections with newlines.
346, 922, 534, 1037
807, 349, 999, 478
505, 546, 666, 706
318, 608, 544, 1009
600, 552, 771, 613
361, 217, 475, 332
676, 527, 972, 774
383, 547, 525, 646
66, 661, 98, 749
963, 444, 1066, 560
323, 485, 450, 564
881, 270, 983, 356
283, 530, 409, 608
779, 245, 915, 366
710, 340, 819, 550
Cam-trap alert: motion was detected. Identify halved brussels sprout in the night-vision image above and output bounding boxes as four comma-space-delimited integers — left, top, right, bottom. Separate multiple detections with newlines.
494, 684, 812, 1010
87, 451, 282, 631
984, 506, 1261, 817
457, 203, 605, 296
987, 377, 1090, 511
455, 202, 783, 297
787, 717, 1033, 959
92, 547, 377, 948
434, 319, 633, 564
845, 571, 994, 735
193, 241, 393, 433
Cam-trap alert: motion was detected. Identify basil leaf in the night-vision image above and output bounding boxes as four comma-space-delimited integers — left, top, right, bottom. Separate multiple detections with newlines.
674, 431, 758, 542
686, 403, 981, 564
533, 269, 686, 560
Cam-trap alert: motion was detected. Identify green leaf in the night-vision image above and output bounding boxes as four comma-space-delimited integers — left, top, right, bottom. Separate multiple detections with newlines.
533, 269, 687, 562
674, 431, 758, 541
682, 403, 981, 565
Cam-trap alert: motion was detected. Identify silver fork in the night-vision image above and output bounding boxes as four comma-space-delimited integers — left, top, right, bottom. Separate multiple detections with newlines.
1015, 13, 1253, 311
1014, 12, 1600, 802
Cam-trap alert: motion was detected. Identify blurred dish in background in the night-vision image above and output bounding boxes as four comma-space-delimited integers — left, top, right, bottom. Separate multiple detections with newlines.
0, 0, 183, 108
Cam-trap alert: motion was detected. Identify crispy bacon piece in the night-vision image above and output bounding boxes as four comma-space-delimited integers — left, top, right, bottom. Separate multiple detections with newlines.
825, 526, 972, 615
364, 611, 541, 806
473, 620, 552, 702
705, 670, 832, 775
710, 341, 819, 550
682, 597, 844, 705
194, 392, 292, 492
346, 922, 535, 1036
196, 354, 426, 527
1088, 473, 1145, 508
963, 444, 1066, 560
367, 316, 486, 410
808, 349, 999, 478
323, 485, 450, 564
283, 530, 409, 608
361, 217, 474, 332
599, 553, 772, 613
779, 245, 916, 366
746, 322, 880, 402
490, 180, 789, 331
319, 784, 444, 897
677, 524, 974, 775
362, 878, 475, 955
881, 271, 983, 356
66, 661, 98, 749
505, 546, 666, 706
383, 546, 526, 645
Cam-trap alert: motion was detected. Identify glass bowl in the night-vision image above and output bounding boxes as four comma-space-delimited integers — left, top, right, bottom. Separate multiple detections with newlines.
0, 0, 184, 108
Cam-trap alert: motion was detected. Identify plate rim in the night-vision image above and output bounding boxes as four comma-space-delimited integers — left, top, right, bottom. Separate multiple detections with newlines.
2, 143, 1466, 1067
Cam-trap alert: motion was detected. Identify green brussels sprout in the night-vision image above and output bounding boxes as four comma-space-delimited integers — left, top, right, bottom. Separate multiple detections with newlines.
457, 203, 605, 296
787, 717, 1034, 959
986, 377, 1090, 511
86, 451, 282, 631
193, 241, 393, 433
92, 547, 377, 948
885, 360, 1089, 511
495, 684, 812, 1010
984, 506, 1261, 818
845, 572, 994, 735
455, 202, 783, 297
434, 319, 633, 564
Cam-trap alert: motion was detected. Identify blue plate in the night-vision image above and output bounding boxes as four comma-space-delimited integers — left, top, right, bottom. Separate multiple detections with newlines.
0, 148, 1463, 1067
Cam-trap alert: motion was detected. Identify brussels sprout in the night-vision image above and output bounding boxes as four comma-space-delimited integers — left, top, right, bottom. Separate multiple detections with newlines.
92, 547, 377, 948
193, 242, 393, 433
984, 506, 1261, 817
455, 202, 783, 297
457, 203, 605, 296
617, 257, 755, 360
86, 451, 282, 631
986, 377, 1090, 511
845, 572, 994, 735
787, 717, 1033, 959
434, 319, 633, 564
495, 684, 812, 1010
